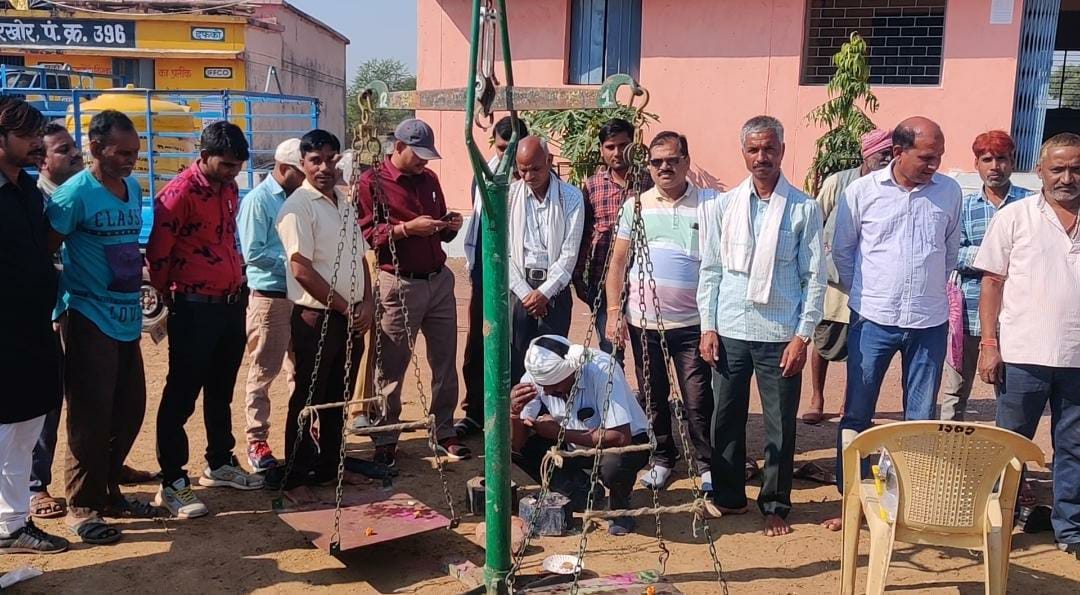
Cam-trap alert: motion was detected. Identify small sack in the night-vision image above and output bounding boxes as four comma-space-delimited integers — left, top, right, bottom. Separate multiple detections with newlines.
946, 278, 965, 371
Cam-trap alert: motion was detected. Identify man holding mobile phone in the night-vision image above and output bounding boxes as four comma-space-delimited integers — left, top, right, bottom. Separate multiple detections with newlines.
357, 119, 470, 466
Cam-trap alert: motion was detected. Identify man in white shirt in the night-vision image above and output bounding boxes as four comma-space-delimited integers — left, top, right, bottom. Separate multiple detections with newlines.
275, 129, 373, 504
975, 132, 1080, 556
510, 335, 650, 536
825, 116, 962, 531
509, 136, 585, 383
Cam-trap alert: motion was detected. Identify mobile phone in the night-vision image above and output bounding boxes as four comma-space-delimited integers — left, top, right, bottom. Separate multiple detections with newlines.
441, 212, 459, 222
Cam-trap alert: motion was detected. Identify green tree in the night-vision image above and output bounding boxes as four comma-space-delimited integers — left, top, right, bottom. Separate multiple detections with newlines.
524, 107, 658, 186
1048, 64, 1080, 109
346, 58, 416, 142
804, 33, 879, 195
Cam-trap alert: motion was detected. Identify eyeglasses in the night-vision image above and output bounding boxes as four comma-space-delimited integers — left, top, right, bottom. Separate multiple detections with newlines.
648, 156, 686, 169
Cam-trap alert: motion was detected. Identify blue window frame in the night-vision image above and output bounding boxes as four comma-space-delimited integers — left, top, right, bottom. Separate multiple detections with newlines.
568, 0, 641, 85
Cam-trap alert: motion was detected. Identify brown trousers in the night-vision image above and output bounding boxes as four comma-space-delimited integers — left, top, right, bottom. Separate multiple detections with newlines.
62, 310, 146, 516
373, 267, 459, 446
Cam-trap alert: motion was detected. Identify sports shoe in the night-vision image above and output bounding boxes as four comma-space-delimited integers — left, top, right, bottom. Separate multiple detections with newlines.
0, 519, 69, 554
639, 464, 673, 490
700, 470, 713, 492
247, 441, 278, 472
199, 457, 265, 490
436, 437, 472, 461
373, 445, 397, 468
153, 478, 209, 519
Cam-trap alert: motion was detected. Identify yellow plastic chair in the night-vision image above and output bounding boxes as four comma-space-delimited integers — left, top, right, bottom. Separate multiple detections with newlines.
838, 421, 1045, 595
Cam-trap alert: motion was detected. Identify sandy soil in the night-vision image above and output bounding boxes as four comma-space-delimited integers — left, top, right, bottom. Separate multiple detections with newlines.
3, 259, 1077, 594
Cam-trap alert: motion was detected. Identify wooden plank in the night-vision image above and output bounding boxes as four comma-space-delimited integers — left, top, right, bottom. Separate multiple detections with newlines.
277, 492, 449, 552
520, 571, 681, 594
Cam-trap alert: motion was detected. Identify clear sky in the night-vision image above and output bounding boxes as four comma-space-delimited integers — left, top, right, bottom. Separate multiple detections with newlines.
290, 0, 418, 80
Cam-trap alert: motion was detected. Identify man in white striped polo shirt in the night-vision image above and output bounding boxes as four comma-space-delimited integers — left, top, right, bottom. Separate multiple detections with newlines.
604, 131, 714, 495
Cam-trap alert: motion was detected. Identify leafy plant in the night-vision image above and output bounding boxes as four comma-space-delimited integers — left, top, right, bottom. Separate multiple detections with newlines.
1048, 63, 1080, 109
346, 58, 416, 143
804, 33, 879, 195
524, 106, 658, 186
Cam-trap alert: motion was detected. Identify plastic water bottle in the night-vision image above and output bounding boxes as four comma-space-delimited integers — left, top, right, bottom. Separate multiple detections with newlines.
873, 449, 900, 523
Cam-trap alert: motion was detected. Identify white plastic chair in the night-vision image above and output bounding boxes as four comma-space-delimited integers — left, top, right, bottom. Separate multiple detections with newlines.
838, 421, 1045, 595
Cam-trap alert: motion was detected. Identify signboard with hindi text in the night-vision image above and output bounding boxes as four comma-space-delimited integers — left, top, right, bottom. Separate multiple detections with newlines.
0, 17, 136, 48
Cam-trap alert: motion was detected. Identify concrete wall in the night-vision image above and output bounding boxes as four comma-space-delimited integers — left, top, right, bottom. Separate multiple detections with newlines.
419, 0, 1025, 211
246, 3, 347, 140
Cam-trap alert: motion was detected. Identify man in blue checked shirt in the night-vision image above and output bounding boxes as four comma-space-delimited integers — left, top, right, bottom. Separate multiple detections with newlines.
237, 138, 305, 473
941, 130, 1030, 422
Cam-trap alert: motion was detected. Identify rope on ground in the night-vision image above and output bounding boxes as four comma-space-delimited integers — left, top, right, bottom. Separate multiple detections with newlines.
581, 498, 725, 521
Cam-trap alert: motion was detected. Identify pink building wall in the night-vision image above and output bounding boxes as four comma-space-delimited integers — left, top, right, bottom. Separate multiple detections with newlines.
418, 0, 1025, 211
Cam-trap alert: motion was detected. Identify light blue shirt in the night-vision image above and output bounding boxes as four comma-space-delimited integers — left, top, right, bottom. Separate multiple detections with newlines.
238, 174, 288, 293
697, 179, 826, 342
832, 164, 963, 329
47, 170, 143, 341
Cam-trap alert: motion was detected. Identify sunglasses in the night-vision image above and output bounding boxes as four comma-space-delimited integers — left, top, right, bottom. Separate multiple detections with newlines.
648, 156, 686, 169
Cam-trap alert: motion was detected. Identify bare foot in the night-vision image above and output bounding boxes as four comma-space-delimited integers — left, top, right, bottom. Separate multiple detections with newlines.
822, 517, 843, 531
764, 514, 792, 537
284, 485, 317, 506
802, 396, 825, 425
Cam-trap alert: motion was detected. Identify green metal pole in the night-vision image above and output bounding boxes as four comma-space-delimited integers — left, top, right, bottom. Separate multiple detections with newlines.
463, 1, 519, 593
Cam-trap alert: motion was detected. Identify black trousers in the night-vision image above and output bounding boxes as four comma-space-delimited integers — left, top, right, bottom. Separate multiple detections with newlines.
284, 307, 363, 490
514, 433, 650, 511
459, 276, 484, 424
711, 337, 801, 518
157, 298, 246, 485
510, 283, 573, 384
627, 325, 713, 473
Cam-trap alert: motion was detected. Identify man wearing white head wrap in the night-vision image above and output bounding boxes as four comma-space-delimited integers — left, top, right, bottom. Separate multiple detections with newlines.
510, 335, 650, 536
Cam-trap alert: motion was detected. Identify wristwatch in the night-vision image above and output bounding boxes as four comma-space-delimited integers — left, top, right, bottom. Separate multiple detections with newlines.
796, 334, 811, 346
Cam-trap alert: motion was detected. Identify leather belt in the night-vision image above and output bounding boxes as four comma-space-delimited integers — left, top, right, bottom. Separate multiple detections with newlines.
526, 268, 548, 282
173, 292, 243, 305
399, 265, 444, 281
252, 290, 288, 299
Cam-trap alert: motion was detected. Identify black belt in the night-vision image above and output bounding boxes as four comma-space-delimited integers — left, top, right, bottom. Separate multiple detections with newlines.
251, 290, 287, 299
173, 292, 243, 305
398, 265, 444, 281
525, 268, 548, 282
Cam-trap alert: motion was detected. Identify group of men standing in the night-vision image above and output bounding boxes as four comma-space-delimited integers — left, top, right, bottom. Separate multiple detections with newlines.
491, 107, 1080, 554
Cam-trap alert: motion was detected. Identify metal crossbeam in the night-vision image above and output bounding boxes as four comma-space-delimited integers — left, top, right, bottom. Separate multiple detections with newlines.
372, 86, 620, 112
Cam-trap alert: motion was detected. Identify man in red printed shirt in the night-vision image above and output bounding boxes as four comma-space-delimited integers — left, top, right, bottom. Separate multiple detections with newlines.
146, 121, 263, 519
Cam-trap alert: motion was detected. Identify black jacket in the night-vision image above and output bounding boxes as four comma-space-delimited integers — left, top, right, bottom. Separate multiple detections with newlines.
0, 168, 61, 423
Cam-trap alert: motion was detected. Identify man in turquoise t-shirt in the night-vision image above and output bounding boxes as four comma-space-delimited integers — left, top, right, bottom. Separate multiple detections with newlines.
46, 110, 158, 545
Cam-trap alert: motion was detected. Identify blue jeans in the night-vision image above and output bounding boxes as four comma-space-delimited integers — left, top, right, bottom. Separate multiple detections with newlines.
997, 363, 1080, 546
835, 313, 947, 488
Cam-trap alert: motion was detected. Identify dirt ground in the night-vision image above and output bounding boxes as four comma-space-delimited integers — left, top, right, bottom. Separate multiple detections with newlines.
3, 259, 1077, 594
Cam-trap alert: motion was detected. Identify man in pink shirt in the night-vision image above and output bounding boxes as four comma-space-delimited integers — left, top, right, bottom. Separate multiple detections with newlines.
975, 132, 1080, 557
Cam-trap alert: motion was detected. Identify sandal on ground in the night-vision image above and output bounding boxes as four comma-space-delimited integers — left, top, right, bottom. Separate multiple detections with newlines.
102, 496, 165, 519
69, 516, 122, 545
118, 465, 161, 486
30, 492, 66, 519
745, 458, 760, 481
793, 461, 837, 485
802, 408, 826, 425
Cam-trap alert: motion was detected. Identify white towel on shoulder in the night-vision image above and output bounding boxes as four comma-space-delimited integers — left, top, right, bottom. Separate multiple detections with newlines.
720, 175, 790, 304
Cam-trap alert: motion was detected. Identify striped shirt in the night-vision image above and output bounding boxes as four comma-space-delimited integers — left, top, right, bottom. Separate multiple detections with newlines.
615, 184, 707, 330
697, 181, 826, 342
955, 184, 1031, 335
974, 194, 1080, 368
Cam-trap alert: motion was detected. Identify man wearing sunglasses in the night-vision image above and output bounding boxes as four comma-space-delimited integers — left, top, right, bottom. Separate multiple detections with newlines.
698, 116, 826, 538
604, 131, 715, 494
803, 128, 893, 425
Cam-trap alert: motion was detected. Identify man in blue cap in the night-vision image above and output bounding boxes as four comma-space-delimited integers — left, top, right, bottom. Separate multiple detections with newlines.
357, 118, 470, 466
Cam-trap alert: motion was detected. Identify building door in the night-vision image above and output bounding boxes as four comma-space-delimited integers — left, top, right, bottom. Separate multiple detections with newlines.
112, 58, 156, 88
1011, 0, 1061, 171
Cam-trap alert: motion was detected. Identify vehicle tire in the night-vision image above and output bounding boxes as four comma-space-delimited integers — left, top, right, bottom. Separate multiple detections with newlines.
141, 280, 167, 332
